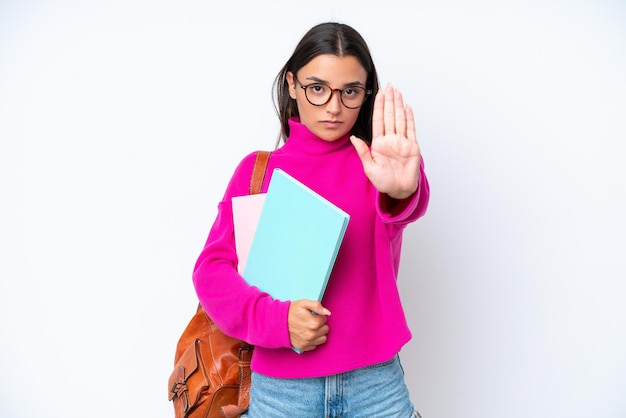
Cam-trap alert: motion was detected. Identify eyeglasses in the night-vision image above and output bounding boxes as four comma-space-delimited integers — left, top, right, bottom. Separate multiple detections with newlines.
294, 76, 372, 109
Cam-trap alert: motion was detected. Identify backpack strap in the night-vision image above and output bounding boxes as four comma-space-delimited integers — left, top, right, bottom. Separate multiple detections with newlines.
220, 344, 254, 417
250, 151, 271, 194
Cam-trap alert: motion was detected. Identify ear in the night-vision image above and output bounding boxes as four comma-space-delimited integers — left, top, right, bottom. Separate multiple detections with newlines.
286, 72, 297, 100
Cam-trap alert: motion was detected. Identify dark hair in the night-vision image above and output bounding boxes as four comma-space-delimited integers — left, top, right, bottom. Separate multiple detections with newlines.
273, 22, 380, 145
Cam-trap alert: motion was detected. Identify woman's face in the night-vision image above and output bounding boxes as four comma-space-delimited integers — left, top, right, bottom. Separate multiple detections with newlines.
287, 54, 367, 142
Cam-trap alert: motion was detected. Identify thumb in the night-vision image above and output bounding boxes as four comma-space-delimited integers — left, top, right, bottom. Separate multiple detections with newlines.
350, 135, 373, 166
299, 299, 331, 316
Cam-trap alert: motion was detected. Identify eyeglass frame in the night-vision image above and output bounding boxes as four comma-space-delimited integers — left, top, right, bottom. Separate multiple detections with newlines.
293, 75, 372, 109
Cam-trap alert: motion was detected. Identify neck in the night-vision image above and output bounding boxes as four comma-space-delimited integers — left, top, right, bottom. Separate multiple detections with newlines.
284, 118, 351, 155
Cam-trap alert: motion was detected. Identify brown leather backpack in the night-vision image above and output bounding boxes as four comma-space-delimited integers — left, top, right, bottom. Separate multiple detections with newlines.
168, 151, 270, 418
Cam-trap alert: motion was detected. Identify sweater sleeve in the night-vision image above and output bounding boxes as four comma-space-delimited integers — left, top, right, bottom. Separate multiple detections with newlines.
192, 152, 292, 349
376, 155, 430, 236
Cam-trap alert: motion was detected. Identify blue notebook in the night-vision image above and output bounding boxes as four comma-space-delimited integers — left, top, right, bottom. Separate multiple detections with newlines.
242, 168, 350, 302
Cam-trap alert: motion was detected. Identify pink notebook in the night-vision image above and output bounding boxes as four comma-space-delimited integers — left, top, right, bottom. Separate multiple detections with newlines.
232, 193, 266, 274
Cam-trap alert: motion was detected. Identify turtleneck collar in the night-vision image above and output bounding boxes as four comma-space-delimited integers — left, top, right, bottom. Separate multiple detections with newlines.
282, 117, 352, 155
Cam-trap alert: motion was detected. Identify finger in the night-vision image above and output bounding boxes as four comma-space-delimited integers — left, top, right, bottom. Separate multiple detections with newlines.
300, 342, 322, 352
350, 135, 373, 167
306, 328, 329, 348
383, 84, 395, 135
371, 89, 384, 140
311, 334, 328, 346
394, 88, 407, 138
294, 325, 329, 351
405, 105, 417, 143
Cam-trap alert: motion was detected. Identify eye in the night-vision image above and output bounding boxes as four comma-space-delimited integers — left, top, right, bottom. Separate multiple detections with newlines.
343, 87, 364, 98
309, 84, 327, 95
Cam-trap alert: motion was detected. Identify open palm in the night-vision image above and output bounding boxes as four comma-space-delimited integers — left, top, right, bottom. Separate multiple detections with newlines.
350, 84, 421, 200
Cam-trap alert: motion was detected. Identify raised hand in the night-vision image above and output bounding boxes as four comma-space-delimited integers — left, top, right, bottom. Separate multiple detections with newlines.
350, 83, 421, 200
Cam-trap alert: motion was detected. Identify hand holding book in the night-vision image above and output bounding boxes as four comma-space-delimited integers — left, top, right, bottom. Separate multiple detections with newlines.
288, 300, 331, 353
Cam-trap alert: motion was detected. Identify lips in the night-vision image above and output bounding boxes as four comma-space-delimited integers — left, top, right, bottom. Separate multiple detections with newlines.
320, 120, 342, 128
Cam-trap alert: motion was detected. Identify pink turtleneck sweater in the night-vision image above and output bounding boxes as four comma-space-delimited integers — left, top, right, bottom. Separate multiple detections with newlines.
192, 118, 429, 378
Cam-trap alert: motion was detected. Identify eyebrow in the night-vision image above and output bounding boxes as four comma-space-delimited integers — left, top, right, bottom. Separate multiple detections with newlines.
304, 76, 366, 88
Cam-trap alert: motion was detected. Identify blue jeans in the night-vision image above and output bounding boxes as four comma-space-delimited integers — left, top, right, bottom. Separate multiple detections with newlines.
242, 355, 421, 418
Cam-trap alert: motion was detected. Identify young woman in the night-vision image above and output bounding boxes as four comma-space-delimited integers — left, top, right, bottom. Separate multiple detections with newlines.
193, 22, 429, 417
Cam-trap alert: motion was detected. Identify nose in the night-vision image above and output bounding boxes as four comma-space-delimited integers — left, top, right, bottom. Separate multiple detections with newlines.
325, 90, 343, 114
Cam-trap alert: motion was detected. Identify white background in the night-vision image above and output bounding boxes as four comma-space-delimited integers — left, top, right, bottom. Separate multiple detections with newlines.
1, 1, 625, 417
